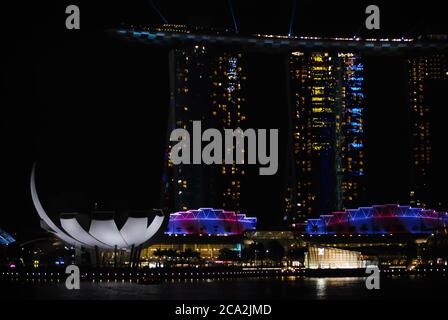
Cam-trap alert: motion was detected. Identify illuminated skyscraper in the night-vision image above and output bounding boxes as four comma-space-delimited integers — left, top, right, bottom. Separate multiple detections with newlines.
211, 52, 246, 211
337, 53, 365, 211
160, 26, 246, 213
284, 51, 365, 222
408, 53, 447, 209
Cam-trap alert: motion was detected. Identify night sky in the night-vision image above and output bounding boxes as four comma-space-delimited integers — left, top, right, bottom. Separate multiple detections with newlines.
2, 1, 448, 237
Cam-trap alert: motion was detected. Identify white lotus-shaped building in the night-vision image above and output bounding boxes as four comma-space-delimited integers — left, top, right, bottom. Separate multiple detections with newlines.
30, 164, 164, 250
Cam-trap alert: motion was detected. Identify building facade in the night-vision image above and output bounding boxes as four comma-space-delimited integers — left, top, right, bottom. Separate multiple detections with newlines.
300, 204, 448, 235
161, 26, 247, 214
284, 51, 365, 223
165, 208, 256, 236
305, 245, 364, 269
408, 53, 447, 209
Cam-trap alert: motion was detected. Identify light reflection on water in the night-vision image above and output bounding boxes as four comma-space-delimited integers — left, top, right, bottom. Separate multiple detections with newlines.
307, 277, 365, 299
1, 276, 447, 300
316, 278, 326, 298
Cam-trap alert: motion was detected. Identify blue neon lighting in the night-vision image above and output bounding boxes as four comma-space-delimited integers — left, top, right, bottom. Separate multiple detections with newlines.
303, 205, 448, 235
166, 208, 257, 235
0, 229, 15, 245
350, 108, 362, 114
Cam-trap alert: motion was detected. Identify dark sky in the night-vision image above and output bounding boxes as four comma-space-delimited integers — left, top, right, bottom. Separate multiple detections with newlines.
2, 0, 448, 237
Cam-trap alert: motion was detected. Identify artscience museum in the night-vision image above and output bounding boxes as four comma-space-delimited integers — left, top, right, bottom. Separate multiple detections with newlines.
30, 164, 166, 266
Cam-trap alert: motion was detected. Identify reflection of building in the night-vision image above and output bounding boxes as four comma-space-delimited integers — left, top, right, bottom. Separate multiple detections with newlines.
0, 228, 15, 245
161, 25, 246, 213
284, 52, 365, 222
305, 245, 364, 269
408, 54, 447, 209
165, 208, 256, 235
299, 204, 448, 235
